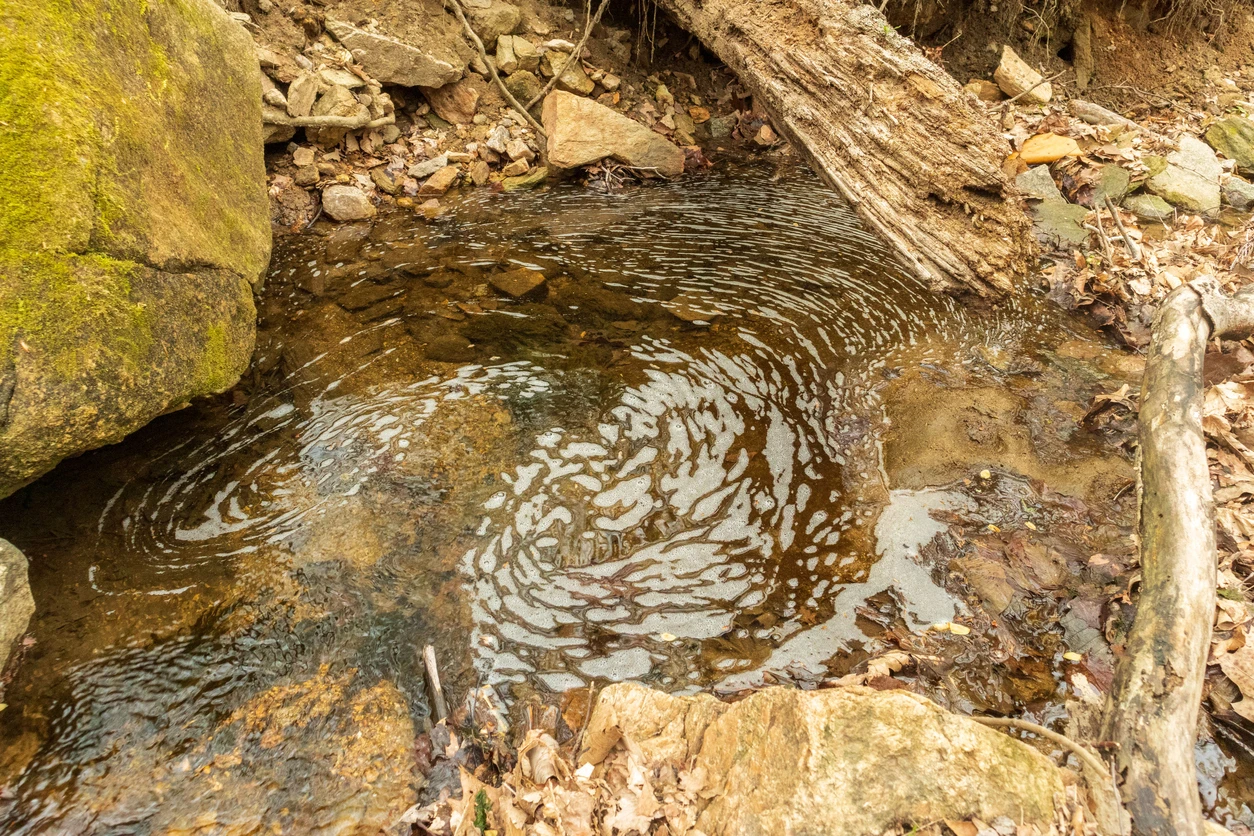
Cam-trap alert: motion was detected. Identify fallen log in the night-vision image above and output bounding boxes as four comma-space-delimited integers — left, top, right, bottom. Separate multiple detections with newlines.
1102, 279, 1254, 836
655, 0, 1036, 296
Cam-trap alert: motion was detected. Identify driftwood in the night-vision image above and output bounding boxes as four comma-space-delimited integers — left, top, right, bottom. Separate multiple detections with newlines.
656, 0, 1035, 296
423, 644, 450, 723
1102, 279, 1254, 836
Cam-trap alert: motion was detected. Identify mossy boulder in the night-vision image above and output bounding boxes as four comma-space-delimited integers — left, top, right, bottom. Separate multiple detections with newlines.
1206, 116, 1254, 174
0, 0, 271, 497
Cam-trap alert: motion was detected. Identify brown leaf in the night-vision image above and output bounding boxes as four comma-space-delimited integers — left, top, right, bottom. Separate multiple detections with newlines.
1217, 643, 1254, 723
946, 821, 980, 836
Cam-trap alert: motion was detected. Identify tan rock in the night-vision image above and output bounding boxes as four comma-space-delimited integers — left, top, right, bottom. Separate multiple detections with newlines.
421, 79, 480, 125
286, 72, 320, 118
542, 90, 685, 177
0, 539, 34, 669
494, 34, 518, 74
469, 160, 492, 186
1019, 132, 1081, 164
490, 267, 547, 298
964, 79, 1003, 102
501, 159, 529, 177
511, 36, 540, 72
540, 51, 595, 95
326, 18, 467, 88
292, 146, 316, 167
419, 165, 460, 195
582, 684, 1066, 836
993, 45, 1051, 104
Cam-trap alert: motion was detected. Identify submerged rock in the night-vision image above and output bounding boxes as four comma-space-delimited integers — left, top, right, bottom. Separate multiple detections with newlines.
0, 539, 34, 672
542, 91, 685, 177
583, 683, 1065, 835
0, 0, 269, 498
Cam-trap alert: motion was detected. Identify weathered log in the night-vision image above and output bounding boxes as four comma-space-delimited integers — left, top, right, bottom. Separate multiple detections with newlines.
1102, 279, 1254, 836
656, 0, 1035, 296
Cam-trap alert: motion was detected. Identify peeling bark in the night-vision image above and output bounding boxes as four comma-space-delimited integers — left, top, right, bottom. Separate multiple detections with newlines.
656, 0, 1036, 296
1102, 280, 1254, 836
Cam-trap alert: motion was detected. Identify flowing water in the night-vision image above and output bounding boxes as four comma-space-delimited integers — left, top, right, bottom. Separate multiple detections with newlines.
0, 163, 1243, 832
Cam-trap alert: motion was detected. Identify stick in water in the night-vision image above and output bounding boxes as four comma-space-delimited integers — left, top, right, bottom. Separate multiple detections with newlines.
423, 644, 449, 723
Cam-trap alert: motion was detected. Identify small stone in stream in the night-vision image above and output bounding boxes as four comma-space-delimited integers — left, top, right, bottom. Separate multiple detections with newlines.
506, 138, 535, 162
1206, 116, 1254, 173
541, 52, 595, 95
1031, 199, 1089, 248
486, 125, 511, 155
292, 146, 316, 167
502, 166, 548, 191
425, 335, 477, 363
294, 165, 320, 187
465, 0, 522, 48
326, 223, 372, 262
1092, 164, 1131, 204
994, 45, 1051, 104
408, 154, 449, 179
420, 199, 443, 220
490, 267, 547, 299
1019, 133, 1080, 164
964, 79, 1003, 102
501, 159, 530, 177
371, 167, 401, 195
469, 160, 492, 186
1224, 176, 1254, 210
601, 72, 621, 92
419, 165, 460, 196
675, 112, 696, 137
665, 293, 721, 323
1170, 134, 1224, 180
503, 70, 544, 105
1014, 165, 1061, 201
421, 79, 480, 124
287, 72, 319, 118
543, 92, 685, 177
495, 34, 519, 74
321, 185, 376, 221
754, 124, 779, 147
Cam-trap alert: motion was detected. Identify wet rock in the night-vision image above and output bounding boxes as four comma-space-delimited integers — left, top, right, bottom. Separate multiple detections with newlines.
503, 69, 544, 105
322, 185, 376, 221
287, 72, 319, 118
1031, 199, 1089, 248
1019, 133, 1080, 165
425, 334, 478, 363
408, 154, 449, 179
964, 79, 1003, 102
325, 224, 372, 262
502, 166, 548, 191
541, 51, 595, 96
1123, 193, 1174, 221
1146, 136, 1222, 215
993, 46, 1051, 104
326, 18, 466, 88
421, 79, 480, 124
543, 91, 685, 177
490, 267, 548, 299
1206, 116, 1254, 173
664, 293, 721, 323
583, 683, 1065, 835
465, 0, 522, 48
1014, 165, 1062, 201
0, 539, 34, 671
0, 0, 269, 496
1224, 176, 1254, 210
419, 165, 460, 196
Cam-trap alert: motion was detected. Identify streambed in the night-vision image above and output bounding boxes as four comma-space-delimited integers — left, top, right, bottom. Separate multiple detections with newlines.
0, 163, 1223, 832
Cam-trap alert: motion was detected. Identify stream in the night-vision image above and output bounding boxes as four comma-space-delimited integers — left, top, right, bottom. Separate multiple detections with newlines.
1, 163, 1247, 832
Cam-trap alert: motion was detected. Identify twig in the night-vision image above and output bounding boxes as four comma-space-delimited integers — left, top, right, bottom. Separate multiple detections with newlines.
972, 717, 1111, 787
423, 644, 450, 723
444, 0, 546, 136
1000, 70, 1065, 108
1085, 218, 1114, 263
1104, 195, 1142, 260
525, 0, 612, 110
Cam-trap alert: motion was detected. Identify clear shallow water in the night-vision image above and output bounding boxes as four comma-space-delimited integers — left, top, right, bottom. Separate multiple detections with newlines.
0, 163, 1151, 832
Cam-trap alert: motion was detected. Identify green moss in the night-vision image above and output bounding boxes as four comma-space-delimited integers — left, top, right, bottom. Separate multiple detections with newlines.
199, 322, 237, 393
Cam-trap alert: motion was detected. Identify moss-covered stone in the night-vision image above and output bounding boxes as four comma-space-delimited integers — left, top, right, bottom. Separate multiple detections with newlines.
0, 0, 270, 496
1206, 116, 1254, 174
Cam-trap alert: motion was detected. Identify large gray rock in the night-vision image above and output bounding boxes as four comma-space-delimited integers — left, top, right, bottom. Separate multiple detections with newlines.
1032, 199, 1090, 248
0, 539, 34, 671
582, 683, 1066, 836
1146, 135, 1222, 215
1206, 116, 1254, 173
0, 0, 270, 498
1014, 165, 1062, 201
542, 91, 686, 177
326, 18, 468, 87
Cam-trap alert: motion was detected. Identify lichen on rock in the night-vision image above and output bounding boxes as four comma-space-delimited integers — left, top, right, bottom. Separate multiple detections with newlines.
0, 0, 271, 497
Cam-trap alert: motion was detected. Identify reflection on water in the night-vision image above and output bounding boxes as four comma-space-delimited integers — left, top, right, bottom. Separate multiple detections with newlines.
0, 163, 1150, 832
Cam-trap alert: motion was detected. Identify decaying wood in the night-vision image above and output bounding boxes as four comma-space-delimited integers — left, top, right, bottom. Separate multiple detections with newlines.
1102, 279, 1254, 836
656, 0, 1035, 296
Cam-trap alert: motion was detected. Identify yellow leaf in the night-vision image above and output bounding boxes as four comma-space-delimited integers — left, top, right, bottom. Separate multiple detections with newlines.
1025, 521, 1037, 531
987, 524, 1001, 533
979, 470, 992, 480
659, 633, 677, 642
949, 623, 971, 636
1063, 651, 1082, 661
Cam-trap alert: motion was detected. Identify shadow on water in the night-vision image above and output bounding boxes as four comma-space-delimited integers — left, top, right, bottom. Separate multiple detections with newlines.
0, 162, 1235, 832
